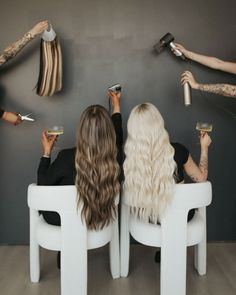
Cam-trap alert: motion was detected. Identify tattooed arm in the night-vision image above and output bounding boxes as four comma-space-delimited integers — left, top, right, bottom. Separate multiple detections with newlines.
0, 20, 48, 66
197, 83, 236, 98
181, 71, 236, 98
0, 33, 34, 65
183, 132, 212, 182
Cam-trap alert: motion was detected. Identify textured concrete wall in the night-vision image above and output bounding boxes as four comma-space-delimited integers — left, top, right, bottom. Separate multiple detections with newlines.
0, 0, 236, 243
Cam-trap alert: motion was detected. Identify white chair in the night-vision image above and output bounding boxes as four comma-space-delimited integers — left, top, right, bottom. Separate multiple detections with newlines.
27, 184, 120, 295
120, 182, 212, 295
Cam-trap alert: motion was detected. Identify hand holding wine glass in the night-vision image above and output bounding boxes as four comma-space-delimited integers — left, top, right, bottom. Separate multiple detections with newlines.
195, 122, 212, 149
41, 130, 58, 157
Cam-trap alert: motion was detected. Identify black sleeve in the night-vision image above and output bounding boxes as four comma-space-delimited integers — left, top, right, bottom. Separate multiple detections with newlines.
0, 108, 5, 118
37, 151, 66, 185
111, 113, 124, 182
111, 113, 123, 165
172, 142, 190, 183
111, 113, 123, 146
173, 142, 189, 166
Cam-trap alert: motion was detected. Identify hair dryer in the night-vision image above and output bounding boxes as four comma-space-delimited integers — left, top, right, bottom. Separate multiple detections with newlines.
154, 33, 185, 60
108, 84, 122, 93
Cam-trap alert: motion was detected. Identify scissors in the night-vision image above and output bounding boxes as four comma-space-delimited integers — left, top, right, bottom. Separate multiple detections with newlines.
19, 113, 35, 122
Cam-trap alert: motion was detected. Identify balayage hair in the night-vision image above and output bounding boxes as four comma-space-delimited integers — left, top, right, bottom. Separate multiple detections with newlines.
124, 103, 176, 223
37, 37, 62, 97
75, 105, 120, 230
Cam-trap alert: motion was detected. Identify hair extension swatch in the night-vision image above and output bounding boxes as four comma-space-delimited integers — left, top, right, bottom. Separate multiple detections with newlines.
37, 36, 62, 96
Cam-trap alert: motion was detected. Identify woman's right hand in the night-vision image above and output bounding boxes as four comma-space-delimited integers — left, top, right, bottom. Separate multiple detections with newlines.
200, 132, 212, 149
108, 90, 121, 114
29, 20, 49, 37
41, 131, 57, 157
2, 111, 22, 125
181, 71, 199, 89
174, 43, 189, 57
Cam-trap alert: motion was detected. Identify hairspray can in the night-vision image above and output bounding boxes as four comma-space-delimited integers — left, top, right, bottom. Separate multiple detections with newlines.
183, 82, 192, 106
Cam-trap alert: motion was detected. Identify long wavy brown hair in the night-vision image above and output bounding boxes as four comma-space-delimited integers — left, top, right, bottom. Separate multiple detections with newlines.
75, 105, 120, 230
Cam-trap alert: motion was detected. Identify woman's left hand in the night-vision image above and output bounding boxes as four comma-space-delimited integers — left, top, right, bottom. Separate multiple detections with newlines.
41, 131, 57, 157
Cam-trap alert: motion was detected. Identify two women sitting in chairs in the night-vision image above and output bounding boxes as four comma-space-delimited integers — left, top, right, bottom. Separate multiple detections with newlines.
37, 91, 211, 243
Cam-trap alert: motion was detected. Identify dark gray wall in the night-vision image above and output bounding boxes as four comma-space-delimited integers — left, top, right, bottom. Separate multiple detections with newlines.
0, 0, 236, 243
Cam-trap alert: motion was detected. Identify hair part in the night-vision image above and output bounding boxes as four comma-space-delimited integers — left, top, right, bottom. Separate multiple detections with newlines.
75, 105, 120, 230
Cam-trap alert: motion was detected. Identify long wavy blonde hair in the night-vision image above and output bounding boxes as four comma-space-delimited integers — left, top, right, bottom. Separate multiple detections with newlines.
75, 105, 120, 230
124, 103, 176, 223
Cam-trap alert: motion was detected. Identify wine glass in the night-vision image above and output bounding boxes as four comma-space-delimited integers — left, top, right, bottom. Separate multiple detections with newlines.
196, 122, 213, 133
46, 126, 64, 151
195, 122, 213, 145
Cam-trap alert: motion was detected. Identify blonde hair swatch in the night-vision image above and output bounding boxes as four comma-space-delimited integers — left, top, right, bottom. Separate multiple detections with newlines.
37, 37, 62, 96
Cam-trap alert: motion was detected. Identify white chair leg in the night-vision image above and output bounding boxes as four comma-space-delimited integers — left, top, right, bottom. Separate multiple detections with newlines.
61, 214, 87, 295
29, 209, 40, 283
194, 244, 198, 271
109, 218, 120, 279
120, 203, 130, 277
161, 214, 188, 295
195, 208, 207, 275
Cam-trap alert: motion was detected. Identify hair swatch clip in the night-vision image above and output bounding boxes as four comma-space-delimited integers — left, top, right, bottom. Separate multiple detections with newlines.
41, 24, 56, 42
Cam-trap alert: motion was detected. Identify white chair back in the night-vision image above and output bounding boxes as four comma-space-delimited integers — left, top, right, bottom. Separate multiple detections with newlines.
121, 182, 212, 295
28, 184, 120, 295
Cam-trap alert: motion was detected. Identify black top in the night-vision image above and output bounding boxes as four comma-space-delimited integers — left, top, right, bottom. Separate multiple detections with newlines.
37, 113, 123, 185
171, 142, 189, 183
37, 118, 191, 224
0, 108, 4, 118
38, 129, 189, 186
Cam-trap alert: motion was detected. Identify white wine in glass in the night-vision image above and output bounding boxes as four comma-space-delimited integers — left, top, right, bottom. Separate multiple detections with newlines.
46, 126, 64, 136
196, 122, 213, 133
46, 126, 64, 151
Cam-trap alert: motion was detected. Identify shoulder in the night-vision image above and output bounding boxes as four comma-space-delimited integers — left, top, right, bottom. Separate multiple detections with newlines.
171, 142, 189, 152
57, 147, 76, 159
171, 142, 189, 164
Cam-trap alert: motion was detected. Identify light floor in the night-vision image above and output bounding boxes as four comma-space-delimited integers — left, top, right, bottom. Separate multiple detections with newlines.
0, 243, 236, 295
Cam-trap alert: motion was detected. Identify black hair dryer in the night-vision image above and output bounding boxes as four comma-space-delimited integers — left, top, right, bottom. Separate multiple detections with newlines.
154, 33, 185, 60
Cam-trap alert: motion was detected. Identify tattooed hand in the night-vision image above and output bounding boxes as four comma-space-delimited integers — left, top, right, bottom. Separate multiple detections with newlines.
0, 20, 49, 66
181, 71, 236, 98
181, 71, 199, 89
198, 83, 236, 98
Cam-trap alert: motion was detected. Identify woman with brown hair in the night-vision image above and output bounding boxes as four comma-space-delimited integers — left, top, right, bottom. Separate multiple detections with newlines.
37, 91, 122, 230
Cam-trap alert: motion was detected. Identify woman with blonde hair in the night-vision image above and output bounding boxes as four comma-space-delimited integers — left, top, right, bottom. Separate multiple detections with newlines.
124, 103, 212, 224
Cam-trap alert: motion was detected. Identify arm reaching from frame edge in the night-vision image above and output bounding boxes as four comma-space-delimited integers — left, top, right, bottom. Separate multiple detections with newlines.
0, 20, 48, 66
181, 71, 236, 98
174, 43, 236, 75
183, 132, 212, 183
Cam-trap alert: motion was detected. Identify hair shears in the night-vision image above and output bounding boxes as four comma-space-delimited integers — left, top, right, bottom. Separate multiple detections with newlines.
19, 113, 35, 122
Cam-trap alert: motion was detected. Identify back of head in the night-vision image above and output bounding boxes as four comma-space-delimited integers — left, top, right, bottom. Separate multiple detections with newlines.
75, 105, 120, 230
124, 103, 176, 223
